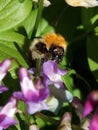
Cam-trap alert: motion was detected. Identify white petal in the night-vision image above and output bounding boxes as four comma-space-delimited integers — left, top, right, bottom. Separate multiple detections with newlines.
65, 0, 98, 7
20, 77, 37, 96
65, 90, 73, 103
29, 125, 39, 130
46, 96, 59, 113
43, 0, 51, 7
33, 0, 51, 7
0, 102, 16, 117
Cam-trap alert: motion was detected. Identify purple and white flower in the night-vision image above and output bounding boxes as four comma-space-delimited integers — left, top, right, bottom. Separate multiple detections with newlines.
0, 59, 11, 93
42, 60, 67, 88
13, 67, 49, 114
0, 97, 18, 130
42, 60, 73, 102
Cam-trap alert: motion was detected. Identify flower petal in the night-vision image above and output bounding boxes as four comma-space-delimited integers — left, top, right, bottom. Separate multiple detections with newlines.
49, 85, 73, 102
27, 101, 49, 114
43, 60, 66, 87
35, 78, 49, 101
83, 90, 98, 117
33, 0, 51, 7
90, 109, 98, 130
19, 68, 38, 101
0, 97, 18, 129
29, 124, 39, 130
0, 59, 11, 82
13, 91, 25, 101
43, 60, 66, 76
65, 0, 98, 7
0, 97, 17, 117
57, 112, 72, 130
0, 114, 17, 129
0, 85, 8, 93
82, 100, 93, 117
19, 68, 49, 105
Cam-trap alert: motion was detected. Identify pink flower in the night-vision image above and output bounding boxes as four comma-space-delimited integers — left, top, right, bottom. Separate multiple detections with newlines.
89, 109, 98, 130
83, 90, 98, 117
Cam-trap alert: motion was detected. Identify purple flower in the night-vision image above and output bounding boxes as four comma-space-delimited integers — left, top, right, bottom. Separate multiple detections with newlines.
82, 90, 98, 117
82, 90, 98, 130
0, 97, 18, 130
42, 60, 67, 88
42, 60, 73, 103
13, 68, 49, 114
0, 59, 11, 93
90, 109, 98, 130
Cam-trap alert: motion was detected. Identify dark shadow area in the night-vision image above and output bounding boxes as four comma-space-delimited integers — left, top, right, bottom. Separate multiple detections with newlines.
66, 36, 98, 98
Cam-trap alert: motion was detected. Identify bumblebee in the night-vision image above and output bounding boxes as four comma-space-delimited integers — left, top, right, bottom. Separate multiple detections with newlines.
29, 33, 67, 64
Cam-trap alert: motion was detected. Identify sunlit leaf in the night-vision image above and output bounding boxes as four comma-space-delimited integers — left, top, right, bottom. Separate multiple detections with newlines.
0, 0, 32, 32
22, 9, 38, 38
0, 30, 25, 44
36, 18, 55, 36
0, 41, 28, 67
22, 9, 55, 39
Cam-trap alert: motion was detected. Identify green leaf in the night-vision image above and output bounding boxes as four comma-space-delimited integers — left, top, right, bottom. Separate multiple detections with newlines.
0, 0, 11, 11
8, 125, 18, 130
82, 8, 94, 29
0, 0, 32, 32
22, 9, 38, 38
73, 88, 82, 99
36, 117, 46, 128
82, 7, 98, 30
36, 18, 55, 36
0, 30, 25, 44
62, 73, 74, 92
0, 41, 28, 67
23, 10, 55, 38
16, 113, 29, 130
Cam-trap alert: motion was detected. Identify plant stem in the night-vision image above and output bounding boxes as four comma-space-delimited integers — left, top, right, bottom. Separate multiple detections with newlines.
75, 72, 91, 91
35, 59, 41, 76
32, 0, 44, 37
36, 112, 59, 126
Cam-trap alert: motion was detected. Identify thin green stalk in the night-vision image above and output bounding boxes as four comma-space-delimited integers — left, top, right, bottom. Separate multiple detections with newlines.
36, 112, 59, 126
71, 21, 97, 43
71, 32, 88, 43
75, 72, 91, 91
35, 59, 41, 76
23, 103, 30, 125
32, 0, 44, 37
